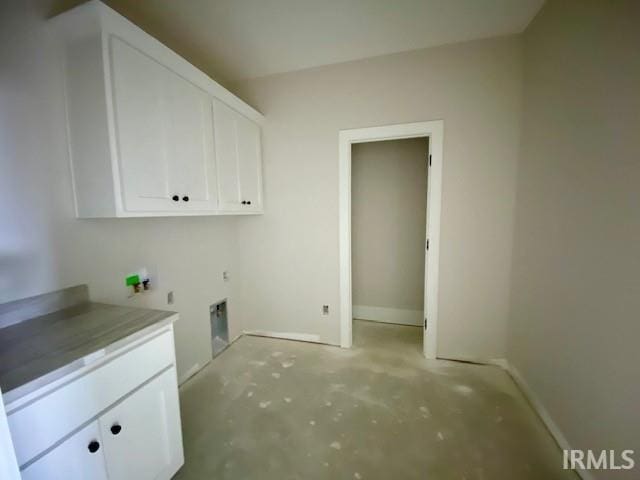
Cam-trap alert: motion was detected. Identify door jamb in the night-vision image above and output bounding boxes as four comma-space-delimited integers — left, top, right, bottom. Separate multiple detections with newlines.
338, 120, 443, 358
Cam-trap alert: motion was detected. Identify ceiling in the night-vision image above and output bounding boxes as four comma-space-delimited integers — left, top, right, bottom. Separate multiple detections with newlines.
51, 0, 545, 84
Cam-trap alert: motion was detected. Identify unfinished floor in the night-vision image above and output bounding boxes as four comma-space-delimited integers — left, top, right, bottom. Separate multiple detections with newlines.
175, 320, 577, 479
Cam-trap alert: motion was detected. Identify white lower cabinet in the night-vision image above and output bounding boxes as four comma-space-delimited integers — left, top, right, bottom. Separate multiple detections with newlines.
100, 368, 183, 480
21, 422, 108, 480
7, 326, 184, 480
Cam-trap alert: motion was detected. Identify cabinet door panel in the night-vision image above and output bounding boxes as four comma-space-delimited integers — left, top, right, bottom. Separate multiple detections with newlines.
20, 422, 108, 480
100, 368, 183, 480
236, 115, 262, 211
212, 99, 242, 210
165, 71, 217, 211
110, 37, 173, 212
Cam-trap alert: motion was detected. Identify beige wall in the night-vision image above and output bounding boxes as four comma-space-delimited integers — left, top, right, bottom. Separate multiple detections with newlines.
508, 0, 640, 471
233, 35, 522, 360
0, 0, 241, 383
351, 138, 428, 313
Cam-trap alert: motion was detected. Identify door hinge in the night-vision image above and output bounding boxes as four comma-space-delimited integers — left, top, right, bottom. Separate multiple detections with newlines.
426, 239, 429, 250
424, 317, 428, 330
429, 154, 432, 166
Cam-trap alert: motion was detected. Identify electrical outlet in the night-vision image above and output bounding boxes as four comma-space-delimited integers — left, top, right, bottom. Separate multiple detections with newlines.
167, 291, 174, 305
322, 305, 329, 315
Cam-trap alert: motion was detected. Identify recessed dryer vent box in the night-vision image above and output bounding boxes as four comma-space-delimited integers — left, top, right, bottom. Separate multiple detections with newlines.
210, 300, 229, 358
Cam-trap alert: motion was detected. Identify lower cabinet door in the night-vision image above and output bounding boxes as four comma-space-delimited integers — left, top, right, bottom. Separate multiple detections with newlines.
99, 367, 184, 480
21, 421, 108, 480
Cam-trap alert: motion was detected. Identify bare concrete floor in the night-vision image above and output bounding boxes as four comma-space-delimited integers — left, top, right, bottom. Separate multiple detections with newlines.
174, 320, 577, 479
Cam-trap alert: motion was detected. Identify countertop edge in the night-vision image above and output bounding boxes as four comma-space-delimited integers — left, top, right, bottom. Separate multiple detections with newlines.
2, 313, 178, 406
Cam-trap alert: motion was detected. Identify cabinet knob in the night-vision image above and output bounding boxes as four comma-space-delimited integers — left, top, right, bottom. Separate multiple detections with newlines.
87, 440, 100, 453
241, 200, 247, 205
182, 196, 190, 202
172, 195, 179, 202
110, 423, 122, 435
247, 200, 252, 205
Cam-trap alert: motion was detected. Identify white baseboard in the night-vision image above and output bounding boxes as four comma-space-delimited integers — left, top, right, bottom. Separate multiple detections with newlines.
178, 362, 203, 385
504, 361, 593, 480
243, 330, 322, 343
178, 333, 245, 386
437, 355, 509, 368
353, 305, 423, 326
488, 358, 510, 369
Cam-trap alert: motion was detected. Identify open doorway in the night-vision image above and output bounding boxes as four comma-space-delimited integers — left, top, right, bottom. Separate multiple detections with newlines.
351, 138, 428, 351
338, 121, 443, 358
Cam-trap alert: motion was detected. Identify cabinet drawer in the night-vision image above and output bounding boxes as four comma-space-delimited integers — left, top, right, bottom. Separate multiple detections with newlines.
8, 329, 175, 467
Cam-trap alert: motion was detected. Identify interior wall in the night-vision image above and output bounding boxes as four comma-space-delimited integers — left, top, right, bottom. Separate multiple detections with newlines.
0, 0, 240, 384
233, 35, 522, 360
351, 138, 428, 326
508, 0, 640, 472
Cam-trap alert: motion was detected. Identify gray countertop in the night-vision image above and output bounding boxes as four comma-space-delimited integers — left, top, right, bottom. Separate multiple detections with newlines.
0, 301, 177, 403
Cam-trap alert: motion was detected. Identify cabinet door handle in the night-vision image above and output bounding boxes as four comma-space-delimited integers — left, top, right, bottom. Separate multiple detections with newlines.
182, 195, 190, 202
172, 195, 179, 202
110, 423, 122, 435
87, 440, 100, 453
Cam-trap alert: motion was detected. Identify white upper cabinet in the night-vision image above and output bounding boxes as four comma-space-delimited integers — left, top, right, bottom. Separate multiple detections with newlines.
213, 99, 243, 210
54, 1, 263, 217
110, 38, 173, 212
213, 99, 263, 213
164, 67, 218, 211
236, 112, 263, 212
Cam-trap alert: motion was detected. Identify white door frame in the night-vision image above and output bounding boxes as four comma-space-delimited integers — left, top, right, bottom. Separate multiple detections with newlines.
338, 120, 443, 358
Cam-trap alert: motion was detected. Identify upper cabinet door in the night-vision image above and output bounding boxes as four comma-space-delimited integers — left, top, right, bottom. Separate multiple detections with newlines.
212, 99, 263, 212
165, 70, 217, 211
110, 37, 174, 212
236, 114, 263, 212
212, 99, 242, 210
